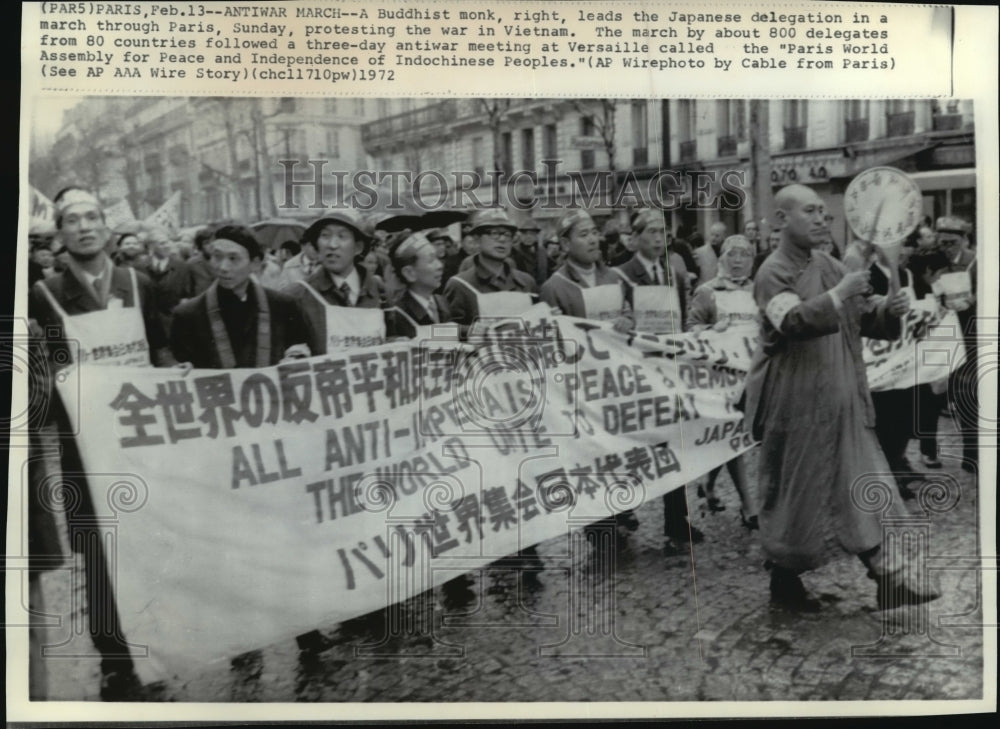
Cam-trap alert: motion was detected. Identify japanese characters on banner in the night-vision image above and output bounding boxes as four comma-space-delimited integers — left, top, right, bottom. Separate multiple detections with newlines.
56, 303, 964, 682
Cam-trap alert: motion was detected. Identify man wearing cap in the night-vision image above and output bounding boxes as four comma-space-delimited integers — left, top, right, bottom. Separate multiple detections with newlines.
935, 216, 977, 472
540, 209, 632, 332
288, 209, 386, 355
28, 186, 176, 699
444, 208, 538, 327
428, 228, 464, 291
511, 220, 546, 285
169, 225, 309, 368
385, 231, 452, 339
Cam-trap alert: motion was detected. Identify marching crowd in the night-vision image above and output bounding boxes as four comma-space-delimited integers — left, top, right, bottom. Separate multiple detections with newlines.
25, 183, 979, 699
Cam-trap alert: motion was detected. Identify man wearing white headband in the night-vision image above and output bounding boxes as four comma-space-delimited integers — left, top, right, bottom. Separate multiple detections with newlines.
743, 184, 933, 613
27, 186, 175, 700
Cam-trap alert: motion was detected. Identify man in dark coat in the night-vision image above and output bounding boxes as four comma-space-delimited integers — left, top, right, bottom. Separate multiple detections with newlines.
27, 186, 174, 700
169, 225, 309, 368
385, 231, 453, 339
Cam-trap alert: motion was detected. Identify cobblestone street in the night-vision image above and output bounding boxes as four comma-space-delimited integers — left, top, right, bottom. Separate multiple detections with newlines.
38, 416, 985, 704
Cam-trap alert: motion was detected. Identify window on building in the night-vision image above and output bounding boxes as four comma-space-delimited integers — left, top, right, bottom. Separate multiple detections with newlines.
631, 100, 649, 166
580, 116, 596, 169
354, 99, 365, 116
715, 100, 744, 157
783, 100, 808, 149
378, 100, 389, 117
472, 136, 485, 177
886, 99, 916, 136
543, 123, 558, 161
844, 100, 870, 143
327, 129, 340, 159
501, 131, 514, 176
401, 99, 412, 112
325, 98, 338, 114
521, 128, 535, 172
278, 97, 296, 114
677, 100, 697, 162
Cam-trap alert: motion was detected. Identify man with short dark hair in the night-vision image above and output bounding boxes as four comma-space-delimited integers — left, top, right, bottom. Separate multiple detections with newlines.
169, 225, 309, 368
385, 231, 452, 339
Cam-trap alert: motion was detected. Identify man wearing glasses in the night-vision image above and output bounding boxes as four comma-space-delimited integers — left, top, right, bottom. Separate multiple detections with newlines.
443, 208, 538, 327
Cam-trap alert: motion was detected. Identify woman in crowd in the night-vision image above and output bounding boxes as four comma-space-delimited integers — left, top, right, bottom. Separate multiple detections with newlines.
686, 234, 759, 529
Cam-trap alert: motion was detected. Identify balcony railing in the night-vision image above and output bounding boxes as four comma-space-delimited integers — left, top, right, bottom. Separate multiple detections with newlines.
783, 126, 807, 150
844, 118, 870, 143
932, 113, 963, 132
679, 140, 697, 162
632, 146, 649, 166
361, 100, 459, 144
887, 110, 915, 137
716, 135, 737, 157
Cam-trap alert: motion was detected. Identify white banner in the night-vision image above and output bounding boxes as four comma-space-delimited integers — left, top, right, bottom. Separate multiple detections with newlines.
56, 302, 964, 682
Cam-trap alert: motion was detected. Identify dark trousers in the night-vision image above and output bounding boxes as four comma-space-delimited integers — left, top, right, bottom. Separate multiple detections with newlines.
662, 488, 691, 537
872, 388, 916, 471
55, 400, 135, 674
950, 352, 979, 465
916, 384, 943, 459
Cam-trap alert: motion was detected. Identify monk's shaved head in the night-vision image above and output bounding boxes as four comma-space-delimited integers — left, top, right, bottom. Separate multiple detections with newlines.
775, 184, 822, 212
774, 184, 828, 249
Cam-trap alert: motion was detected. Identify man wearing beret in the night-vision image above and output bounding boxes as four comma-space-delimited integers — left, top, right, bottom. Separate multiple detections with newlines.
28, 186, 176, 699
935, 216, 978, 472
169, 225, 310, 368
287, 209, 386, 355
443, 207, 538, 327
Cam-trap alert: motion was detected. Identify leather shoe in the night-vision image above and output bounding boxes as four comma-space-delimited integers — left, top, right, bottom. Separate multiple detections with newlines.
876, 574, 941, 611
770, 567, 822, 612
99, 668, 141, 701
665, 524, 704, 544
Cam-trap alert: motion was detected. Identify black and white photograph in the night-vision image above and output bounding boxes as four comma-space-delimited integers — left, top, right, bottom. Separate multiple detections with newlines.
15, 91, 990, 710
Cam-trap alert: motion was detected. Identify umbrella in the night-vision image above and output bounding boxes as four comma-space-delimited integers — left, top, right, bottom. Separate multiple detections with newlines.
419, 208, 469, 230
364, 177, 428, 233
250, 218, 307, 250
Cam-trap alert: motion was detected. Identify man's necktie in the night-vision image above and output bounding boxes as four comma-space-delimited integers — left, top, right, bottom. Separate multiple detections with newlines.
652, 266, 661, 285
339, 281, 353, 306
426, 297, 439, 323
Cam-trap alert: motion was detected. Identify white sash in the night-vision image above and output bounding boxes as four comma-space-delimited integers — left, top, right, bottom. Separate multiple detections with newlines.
451, 277, 534, 320
631, 286, 682, 334
580, 283, 624, 322
299, 281, 385, 350
35, 267, 151, 368
713, 289, 757, 322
